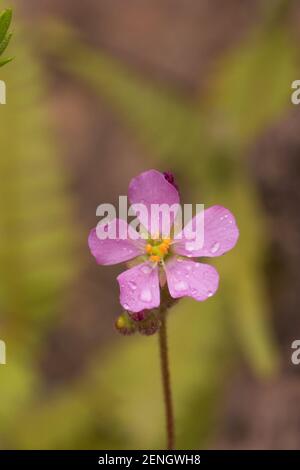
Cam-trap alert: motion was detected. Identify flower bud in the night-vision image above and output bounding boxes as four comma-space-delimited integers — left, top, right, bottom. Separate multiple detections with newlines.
163, 171, 179, 192
115, 312, 137, 336
129, 310, 149, 322
137, 311, 161, 336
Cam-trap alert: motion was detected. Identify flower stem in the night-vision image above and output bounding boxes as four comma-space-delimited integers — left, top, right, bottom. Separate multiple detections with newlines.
159, 315, 175, 450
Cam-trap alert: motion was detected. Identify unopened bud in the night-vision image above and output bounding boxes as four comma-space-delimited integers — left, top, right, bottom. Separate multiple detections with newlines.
115, 312, 137, 336
129, 310, 149, 322
137, 311, 161, 336
163, 171, 179, 192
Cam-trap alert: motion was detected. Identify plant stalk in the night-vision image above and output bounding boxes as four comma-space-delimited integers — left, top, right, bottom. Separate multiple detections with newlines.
159, 315, 175, 450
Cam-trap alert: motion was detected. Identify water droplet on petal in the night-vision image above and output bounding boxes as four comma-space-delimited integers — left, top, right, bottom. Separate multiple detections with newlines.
210, 242, 220, 254
128, 281, 137, 291
141, 265, 151, 275
207, 291, 213, 297
140, 288, 152, 302
185, 243, 194, 252
123, 303, 129, 310
174, 280, 188, 292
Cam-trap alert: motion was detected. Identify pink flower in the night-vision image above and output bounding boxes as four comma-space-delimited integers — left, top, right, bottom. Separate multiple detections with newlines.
88, 170, 239, 313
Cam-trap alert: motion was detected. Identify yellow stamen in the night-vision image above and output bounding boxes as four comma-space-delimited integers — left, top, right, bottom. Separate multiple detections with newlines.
146, 237, 172, 262
159, 244, 169, 255
150, 255, 161, 263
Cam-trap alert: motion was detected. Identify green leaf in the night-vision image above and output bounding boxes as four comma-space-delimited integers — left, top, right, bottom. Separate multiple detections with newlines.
0, 7, 12, 66
0, 8, 12, 43
0, 30, 12, 55
0, 55, 12, 67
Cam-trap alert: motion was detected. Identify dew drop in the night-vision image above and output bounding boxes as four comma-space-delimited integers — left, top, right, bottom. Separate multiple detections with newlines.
140, 288, 152, 302
207, 291, 213, 297
128, 281, 137, 291
174, 280, 188, 292
185, 243, 194, 252
141, 265, 152, 275
123, 303, 129, 310
210, 242, 220, 254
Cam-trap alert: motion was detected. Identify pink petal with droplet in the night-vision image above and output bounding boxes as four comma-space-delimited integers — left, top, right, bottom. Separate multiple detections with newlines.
117, 262, 160, 312
174, 205, 239, 258
165, 257, 219, 301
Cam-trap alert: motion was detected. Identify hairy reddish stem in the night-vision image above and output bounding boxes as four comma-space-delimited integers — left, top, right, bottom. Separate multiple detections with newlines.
159, 315, 175, 450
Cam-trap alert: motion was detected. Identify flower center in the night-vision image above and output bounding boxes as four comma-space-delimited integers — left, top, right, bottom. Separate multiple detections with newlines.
145, 238, 171, 263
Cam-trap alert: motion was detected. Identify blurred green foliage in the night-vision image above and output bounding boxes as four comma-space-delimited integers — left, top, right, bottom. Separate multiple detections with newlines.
0, 3, 298, 449
0, 28, 76, 444
0, 2, 13, 67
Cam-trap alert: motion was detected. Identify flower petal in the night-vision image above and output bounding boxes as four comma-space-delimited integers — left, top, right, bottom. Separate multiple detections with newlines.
128, 169, 180, 236
129, 169, 180, 207
88, 219, 144, 265
117, 262, 160, 312
165, 257, 219, 301
173, 205, 239, 258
